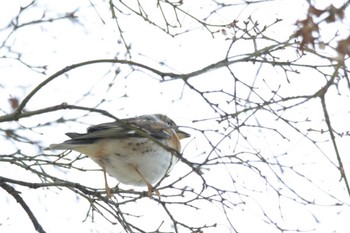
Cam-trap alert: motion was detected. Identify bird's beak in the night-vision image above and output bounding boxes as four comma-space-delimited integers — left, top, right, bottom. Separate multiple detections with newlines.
176, 129, 191, 139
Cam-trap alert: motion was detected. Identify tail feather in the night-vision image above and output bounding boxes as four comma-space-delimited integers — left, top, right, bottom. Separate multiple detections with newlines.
66, 133, 84, 139
48, 143, 78, 150
48, 132, 94, 150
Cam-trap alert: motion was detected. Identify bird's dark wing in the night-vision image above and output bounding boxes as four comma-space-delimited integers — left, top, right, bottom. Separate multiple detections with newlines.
63, 115, 172, 145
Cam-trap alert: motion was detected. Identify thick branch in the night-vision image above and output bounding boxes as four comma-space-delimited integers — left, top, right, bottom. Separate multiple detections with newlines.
320, 95, 350, 197
317, 65, 350, 198
0, 103, 117, 123
0, 180, 46, 233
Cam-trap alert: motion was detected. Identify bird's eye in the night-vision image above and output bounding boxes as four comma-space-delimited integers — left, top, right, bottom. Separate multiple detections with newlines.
166, 119, 176, 127
157, 114, 176, 127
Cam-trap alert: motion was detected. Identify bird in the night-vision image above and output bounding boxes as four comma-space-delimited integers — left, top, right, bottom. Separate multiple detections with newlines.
48, 114, 190, 197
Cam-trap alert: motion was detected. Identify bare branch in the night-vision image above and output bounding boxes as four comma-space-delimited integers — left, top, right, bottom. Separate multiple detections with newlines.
0, 180, 46, 233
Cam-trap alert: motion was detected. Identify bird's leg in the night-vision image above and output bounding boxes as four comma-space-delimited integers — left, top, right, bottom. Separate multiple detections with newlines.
132, 166, 160, 198
101, 160, 113, 198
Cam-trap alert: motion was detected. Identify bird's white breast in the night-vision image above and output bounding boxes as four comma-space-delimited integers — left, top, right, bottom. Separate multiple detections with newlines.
78, 138, 178, 186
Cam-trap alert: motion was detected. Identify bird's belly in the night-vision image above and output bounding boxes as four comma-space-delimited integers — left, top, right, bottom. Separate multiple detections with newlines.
87, 138, 178, 186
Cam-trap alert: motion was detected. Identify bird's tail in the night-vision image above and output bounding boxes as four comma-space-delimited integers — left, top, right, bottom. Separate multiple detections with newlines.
47, 132, 88, 150
48, 143, 78, 150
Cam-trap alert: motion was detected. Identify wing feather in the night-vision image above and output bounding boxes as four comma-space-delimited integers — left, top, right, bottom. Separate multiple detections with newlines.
50, 115, 173, 150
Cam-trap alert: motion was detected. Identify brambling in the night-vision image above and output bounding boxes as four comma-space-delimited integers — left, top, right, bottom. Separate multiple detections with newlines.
49, 114, 190, 197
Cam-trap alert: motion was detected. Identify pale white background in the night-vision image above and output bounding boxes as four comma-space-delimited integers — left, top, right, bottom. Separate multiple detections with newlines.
0, 0, 349, 233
